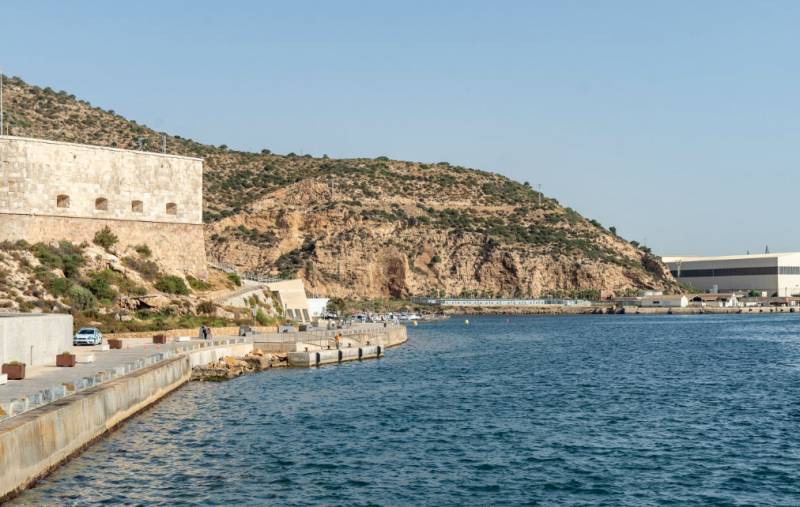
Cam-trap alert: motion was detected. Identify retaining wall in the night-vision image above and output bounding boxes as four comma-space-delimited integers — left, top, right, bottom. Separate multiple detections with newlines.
0, 314, 73, 367
253, 323, 407, 353
0, 340, 252, 501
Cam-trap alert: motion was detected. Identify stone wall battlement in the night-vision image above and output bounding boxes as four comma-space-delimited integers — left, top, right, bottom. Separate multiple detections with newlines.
0, 136, 208, 277
0, 136, 202, 225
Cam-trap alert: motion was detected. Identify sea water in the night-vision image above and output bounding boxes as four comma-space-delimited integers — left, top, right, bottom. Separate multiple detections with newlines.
10, 315, 800, 506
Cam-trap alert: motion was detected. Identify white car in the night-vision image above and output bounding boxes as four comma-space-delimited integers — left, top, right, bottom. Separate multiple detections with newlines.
73, 327, 103, 346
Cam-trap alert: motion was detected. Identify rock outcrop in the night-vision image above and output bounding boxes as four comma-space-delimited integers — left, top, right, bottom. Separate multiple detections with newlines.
207, 179, 676, 299
191, 350, 287, 381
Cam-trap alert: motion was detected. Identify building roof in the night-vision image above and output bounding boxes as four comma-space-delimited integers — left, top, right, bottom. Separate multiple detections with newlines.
662, 252, 800, 263
690, 294, 738, 301
641, 294, 686, 300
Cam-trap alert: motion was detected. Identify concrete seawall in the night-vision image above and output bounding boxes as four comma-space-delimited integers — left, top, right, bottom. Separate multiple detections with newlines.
255, 323, 408, 353
0, 341, 251, 501
286, 325, 407, 367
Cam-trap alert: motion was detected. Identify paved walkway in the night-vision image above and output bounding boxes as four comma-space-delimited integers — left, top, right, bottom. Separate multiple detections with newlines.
0, 337, 243, 420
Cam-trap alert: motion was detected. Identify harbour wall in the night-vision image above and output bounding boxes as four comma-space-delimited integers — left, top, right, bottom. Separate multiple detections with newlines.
254, 323, 408, 353
0, 341, 252, 501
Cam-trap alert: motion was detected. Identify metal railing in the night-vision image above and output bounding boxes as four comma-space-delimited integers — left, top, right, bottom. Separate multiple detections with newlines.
0, 337, 247, 422
252, 323, 397, 349
242, 272, 285, 283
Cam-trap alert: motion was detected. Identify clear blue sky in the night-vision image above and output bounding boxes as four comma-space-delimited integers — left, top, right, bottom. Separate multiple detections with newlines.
2, 1, 799, 255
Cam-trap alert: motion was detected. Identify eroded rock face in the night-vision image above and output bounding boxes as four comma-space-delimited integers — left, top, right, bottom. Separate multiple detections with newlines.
207, 180, 677, 299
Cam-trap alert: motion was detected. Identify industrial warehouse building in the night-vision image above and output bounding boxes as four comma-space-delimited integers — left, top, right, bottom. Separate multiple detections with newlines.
663, 253, 800, 297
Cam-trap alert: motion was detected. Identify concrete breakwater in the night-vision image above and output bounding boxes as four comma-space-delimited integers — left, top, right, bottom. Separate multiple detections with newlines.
288, 345, 384, 367
285, 325, 407, 367
253, 322, 408, 353
0, 324, 406, 501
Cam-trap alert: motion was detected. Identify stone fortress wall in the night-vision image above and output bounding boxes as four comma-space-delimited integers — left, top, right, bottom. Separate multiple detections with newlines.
0, 136, 207, 277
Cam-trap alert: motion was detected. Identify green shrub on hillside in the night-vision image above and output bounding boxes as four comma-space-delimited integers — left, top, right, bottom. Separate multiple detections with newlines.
255, 308, 274, 325
134, 244, 152, 257
67, 285, 96, 312
40, 272, 72, 296
227, 272, 242, 287
86, 274, 117, 302
155, 275, 189, 295
31, 241, 85, 278
186, 275, 212, 291
197, 300, 216, 314
93, 226, 118, 250
123, 256, 160, 281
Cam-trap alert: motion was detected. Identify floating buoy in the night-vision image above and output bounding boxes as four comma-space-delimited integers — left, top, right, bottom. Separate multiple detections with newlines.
464, 319, 470, 325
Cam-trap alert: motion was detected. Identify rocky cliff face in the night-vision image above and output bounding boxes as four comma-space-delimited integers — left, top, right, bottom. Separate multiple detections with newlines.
208, 178, 675, 299
2, 76, 676, 299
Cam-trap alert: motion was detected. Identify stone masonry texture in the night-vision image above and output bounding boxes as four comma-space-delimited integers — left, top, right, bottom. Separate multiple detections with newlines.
0, 136, 207, 277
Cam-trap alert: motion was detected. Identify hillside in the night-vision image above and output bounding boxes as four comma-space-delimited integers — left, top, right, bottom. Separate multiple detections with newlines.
1, 76, 676, 298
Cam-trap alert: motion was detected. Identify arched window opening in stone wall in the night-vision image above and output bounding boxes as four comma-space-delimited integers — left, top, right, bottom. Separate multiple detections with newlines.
131, 200, 143, 213
166, 202, 177, 215
95, 197, 108, 211
56, 194, 70, 208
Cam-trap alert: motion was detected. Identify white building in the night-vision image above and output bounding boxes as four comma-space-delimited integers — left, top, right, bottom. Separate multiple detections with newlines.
663, 253, 800, 297
640, 295, 688, 308
0, 314, 73, 367
307, 298, 330, 319
689, 294, 740, 308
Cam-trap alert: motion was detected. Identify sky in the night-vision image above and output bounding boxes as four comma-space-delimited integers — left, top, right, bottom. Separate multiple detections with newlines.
1, 1, 799, 256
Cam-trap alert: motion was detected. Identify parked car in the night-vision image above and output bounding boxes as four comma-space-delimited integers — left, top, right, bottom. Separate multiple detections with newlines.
73, 327, 103, 346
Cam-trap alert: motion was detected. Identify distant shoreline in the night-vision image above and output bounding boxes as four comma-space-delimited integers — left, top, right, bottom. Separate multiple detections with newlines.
437, 306, 799, 316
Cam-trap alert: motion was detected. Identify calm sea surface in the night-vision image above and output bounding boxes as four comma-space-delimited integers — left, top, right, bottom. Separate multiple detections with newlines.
10, 315, 800, 506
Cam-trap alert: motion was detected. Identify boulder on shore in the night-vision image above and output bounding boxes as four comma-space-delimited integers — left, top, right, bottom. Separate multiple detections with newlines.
191, 352, 286, 381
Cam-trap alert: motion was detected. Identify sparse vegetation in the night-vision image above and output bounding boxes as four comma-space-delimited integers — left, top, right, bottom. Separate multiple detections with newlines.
0, 75, 673, 305
186, 275, 212, 291
123, 256, 160, 281
93, 226, 118, 250
197, 300, 216, 314
154, 275, 190, 295
134, 244, 152, 257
